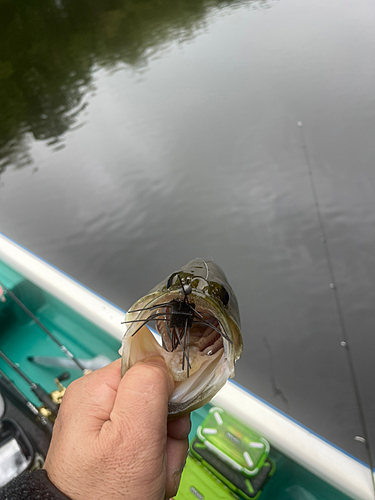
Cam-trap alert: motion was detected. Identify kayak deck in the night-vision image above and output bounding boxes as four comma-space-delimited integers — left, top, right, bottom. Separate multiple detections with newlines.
0, 260, 120, 406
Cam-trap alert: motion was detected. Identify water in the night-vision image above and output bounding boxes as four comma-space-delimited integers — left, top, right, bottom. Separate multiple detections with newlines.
1, 0, 375, 467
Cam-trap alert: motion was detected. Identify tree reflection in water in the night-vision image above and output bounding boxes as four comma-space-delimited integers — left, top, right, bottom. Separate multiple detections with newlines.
0, 0, 266, 172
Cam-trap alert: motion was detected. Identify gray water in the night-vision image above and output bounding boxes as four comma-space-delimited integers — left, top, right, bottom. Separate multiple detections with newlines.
1, 0, 375, 467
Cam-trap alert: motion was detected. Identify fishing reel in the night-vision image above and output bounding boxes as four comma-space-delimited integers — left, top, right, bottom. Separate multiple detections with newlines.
38, 372, 70, 422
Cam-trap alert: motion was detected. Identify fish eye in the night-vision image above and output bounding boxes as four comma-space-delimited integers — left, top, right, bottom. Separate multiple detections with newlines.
214, 284, 229, 306
167, 273, 176, 289
222, 288, 230, 307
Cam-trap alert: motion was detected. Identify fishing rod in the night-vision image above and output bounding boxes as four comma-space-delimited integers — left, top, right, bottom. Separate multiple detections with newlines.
0, 280, 87, 374
299, 122, 375, 495
0, 350, 58, 416
0, 368, 53, 435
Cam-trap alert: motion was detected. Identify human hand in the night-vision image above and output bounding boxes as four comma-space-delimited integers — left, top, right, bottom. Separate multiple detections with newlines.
44, 356, 190, 500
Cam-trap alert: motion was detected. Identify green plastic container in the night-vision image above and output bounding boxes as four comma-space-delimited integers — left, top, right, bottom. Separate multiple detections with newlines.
174, 456, 239, 500
196, 407, 270, 476
191, 438, 275, 500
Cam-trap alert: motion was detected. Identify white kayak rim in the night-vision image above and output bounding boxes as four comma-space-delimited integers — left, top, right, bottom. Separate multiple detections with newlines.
0, 232, 373, 500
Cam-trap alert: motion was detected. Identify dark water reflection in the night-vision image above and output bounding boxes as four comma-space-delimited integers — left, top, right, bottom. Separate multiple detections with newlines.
0, 0, 251, 170
1, 0, 375, 469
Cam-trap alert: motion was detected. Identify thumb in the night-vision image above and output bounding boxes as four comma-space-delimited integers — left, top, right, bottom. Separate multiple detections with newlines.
110, 356, 174, 431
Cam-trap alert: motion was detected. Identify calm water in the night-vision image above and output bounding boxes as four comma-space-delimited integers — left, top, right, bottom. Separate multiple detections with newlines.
1, 0, 375, 467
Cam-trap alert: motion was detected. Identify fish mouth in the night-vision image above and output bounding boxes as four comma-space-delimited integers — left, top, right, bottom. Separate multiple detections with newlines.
121, 292, 233, 408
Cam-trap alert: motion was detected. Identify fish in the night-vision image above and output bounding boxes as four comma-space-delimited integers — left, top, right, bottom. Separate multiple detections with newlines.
120, 259, 243, 418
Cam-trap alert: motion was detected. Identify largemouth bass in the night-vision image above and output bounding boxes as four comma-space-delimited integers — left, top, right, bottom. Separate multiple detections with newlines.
120, 259, 242, 417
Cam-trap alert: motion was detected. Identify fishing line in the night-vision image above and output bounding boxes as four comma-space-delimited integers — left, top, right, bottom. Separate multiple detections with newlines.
298, 122, 375, 494
0, 280, 87, 374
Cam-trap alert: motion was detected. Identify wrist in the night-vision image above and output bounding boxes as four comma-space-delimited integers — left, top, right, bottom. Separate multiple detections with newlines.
1, 469, 72, 500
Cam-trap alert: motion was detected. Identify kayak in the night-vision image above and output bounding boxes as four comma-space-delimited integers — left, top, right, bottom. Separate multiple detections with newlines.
0, 233, 371, 499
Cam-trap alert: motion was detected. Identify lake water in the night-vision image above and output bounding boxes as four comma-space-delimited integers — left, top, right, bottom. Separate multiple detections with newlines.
1, 0, 375, 469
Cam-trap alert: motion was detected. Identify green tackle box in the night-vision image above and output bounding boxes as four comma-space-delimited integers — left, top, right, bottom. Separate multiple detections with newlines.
196, 407, 270, 476
192, 407, 275, 499
190, 438, 275, 500
174, 455, 239, 500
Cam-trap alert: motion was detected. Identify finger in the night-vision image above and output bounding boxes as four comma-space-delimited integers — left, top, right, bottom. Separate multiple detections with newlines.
165, 436, 189, 499
167, 414, 191, 441
110, 355, 174, 434
58, 359, 122, 428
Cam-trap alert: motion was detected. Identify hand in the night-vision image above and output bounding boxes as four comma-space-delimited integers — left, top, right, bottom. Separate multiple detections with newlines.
44, 356, 190, 500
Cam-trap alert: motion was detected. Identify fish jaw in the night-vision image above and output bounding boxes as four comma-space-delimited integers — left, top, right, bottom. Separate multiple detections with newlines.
120, 323, 232, 418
